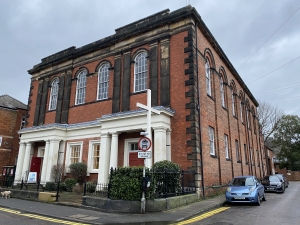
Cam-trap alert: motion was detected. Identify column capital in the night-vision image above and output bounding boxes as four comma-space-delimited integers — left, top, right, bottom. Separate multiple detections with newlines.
153, 126, 167, 131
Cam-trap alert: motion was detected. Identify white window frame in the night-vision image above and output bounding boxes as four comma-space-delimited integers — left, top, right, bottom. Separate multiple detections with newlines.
231, 89, 236, 116
235, 140, 240, 161
240, 101, 244, 123
124, 138, 139, 166
247, 109, 251, 128
65, 142, 83, 170
134, 52, 148, 93
37, 147, 45, 157
206, 61, 211, 96
224, 134, 229, 159
220, 77, 225, 107
49, 78, 59, 110
88, 140, 100, 173
75, 70, 87, 105
209, 127, 215, 155
97, 63, 109, 100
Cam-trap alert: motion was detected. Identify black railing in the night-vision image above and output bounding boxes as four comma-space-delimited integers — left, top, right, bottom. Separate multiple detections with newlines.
83, 169, 196, 199
83, 182, 110, 198
150, 170, 196, 199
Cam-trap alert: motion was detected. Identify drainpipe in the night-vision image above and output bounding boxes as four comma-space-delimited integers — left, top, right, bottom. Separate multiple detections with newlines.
195, 22, 205, 199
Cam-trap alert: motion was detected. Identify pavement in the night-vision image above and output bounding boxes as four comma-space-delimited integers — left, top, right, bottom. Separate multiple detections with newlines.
0, 194, 226, 224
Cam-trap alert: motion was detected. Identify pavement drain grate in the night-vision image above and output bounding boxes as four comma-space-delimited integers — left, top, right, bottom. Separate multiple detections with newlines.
69, 214, 89, 219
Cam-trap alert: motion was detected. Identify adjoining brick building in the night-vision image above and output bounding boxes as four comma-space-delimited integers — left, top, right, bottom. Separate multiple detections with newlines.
0, 94, 27, 185
16, 5, 267, 195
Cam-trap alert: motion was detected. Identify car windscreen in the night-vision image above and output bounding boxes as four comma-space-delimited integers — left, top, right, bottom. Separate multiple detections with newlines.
269, 176, 280, 182
231, 178, 254, 186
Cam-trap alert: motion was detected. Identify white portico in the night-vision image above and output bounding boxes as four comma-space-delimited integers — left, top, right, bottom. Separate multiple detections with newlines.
97, 106, 174, 184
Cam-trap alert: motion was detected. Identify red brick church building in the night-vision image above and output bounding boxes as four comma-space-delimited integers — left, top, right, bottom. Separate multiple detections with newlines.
16, 5, 266, 196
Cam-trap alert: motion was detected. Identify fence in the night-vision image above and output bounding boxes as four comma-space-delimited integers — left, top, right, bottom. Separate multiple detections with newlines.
83, 169, 196, 199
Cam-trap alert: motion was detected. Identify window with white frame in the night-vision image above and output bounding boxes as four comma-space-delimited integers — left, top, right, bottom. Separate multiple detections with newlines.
231, 89, 236, 116
240, 101, 244, 123
70, 145, 81, 164
66, 142, 83, 168
97, 63, 109, 100
224, 134, 229, 159
209, 127, 215, 155
75, 69, 87, 105
49, 78, 59, 110
246, 109, 251, 128
220, 77, 225, 107
235, 140, 240, 161
134, 52, 148, 92
206, 60, 211, 96
88, 141, 100, 172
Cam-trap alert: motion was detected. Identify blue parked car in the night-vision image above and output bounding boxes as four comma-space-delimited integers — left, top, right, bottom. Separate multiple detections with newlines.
225, 175, 266, 206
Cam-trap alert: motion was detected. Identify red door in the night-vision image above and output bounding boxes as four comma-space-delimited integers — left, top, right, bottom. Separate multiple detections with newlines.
129, 152, 144, 166
30, 157, 42, 181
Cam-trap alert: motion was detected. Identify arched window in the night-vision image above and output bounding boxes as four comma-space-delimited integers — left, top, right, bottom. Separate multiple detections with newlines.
134, 52, 148, 92
231, 89, 236, 116
240, 100, 244, 123
49, 78, 59, 110
205, 60, 211, 96
76, 69, 87, 105
97, 63, 109, 100
220, 76, 225, 107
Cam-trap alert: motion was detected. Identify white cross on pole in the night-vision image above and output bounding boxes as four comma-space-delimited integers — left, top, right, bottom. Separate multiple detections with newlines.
136, 89, 160, 214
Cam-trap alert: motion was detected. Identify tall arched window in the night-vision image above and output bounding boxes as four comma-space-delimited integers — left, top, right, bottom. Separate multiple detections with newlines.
240, 100, 244, 123
49, 78, 59, 110
76, 69, 87, 105
134, 52, 148, 92
205, 60, 211, 96
220, 77, 225, 107
231, 89, 236, 116
97, 63, 109, 100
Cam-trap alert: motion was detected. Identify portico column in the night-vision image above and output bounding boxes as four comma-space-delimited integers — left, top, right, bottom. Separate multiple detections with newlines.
45, 140, 60, 182
109, 133, 119, 170
58, 140, 66, 165
166, 129, 171, 161
153, 127, 167, 163
14, 142, 26, 183
97, 133, 111, 184
21, 142, 32, 180
40, 140, 50, 184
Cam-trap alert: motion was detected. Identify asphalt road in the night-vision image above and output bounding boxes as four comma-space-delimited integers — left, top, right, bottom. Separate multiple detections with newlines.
178, 181, 300, 225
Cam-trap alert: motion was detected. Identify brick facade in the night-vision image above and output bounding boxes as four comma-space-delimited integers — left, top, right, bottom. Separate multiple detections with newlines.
0, 95, 27, 183
18, 6, 267, 196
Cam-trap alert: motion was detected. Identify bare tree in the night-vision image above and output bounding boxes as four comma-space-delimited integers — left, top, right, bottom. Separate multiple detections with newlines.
257, 100, 284, 142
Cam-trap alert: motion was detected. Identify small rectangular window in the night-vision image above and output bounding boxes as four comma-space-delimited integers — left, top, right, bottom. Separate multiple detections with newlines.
92, 144, 100, 170
70, 145, 81, 164
224, 134, 229, 159
209, 127, 215, 155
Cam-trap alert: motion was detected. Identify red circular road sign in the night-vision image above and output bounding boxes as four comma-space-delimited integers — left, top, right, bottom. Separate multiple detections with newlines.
138, 137, 152, 151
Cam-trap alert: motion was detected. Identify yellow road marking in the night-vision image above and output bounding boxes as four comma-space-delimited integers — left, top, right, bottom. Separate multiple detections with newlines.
175, 207, 230, 225
0, 208, 90, 225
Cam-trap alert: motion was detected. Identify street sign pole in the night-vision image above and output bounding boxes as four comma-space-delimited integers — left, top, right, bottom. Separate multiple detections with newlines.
137, 89, 160, 214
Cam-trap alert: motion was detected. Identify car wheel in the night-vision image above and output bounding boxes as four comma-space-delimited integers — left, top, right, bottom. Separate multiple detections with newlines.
256, 194, 261, 206
262, 193, 266, 201
282, 186, 285, 193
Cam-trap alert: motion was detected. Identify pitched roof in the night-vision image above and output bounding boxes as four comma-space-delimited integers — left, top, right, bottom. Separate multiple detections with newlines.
0, 94, 27, 110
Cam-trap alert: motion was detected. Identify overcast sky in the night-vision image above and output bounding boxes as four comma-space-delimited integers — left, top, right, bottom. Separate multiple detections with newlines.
1, 0, 299, 116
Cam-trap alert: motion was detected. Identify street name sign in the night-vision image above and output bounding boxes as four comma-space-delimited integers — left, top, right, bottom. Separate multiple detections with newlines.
138, 151, 152, 159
